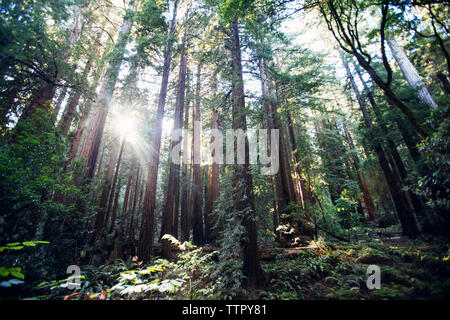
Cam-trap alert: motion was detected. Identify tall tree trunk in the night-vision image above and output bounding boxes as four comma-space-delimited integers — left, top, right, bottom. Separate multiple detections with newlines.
180, 71, 192, 242
205, 108, 220, 243
65, 28, 111, 173
120, 166, 134, 234
258, 57, 304, 246
106, 137, 126, 234
191, 62, 205, 246
230, 21, 265, 288
89, 138, 120, 244
78, 0, 136, 183
65, 102, 90, 172
138, 0, 178, 261
355, 67, 431, 230
129, 172, 142, 242
274, 54, 312, 207
387, 37, 437, 109
161, 14, 189, 256
285, 111, 312, 207
343, 59, 420, 237
109, 176, 123, 237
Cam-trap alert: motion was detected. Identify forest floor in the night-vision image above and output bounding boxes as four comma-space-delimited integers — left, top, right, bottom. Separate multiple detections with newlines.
16, 233, 448, 300
259, 236, 449, 300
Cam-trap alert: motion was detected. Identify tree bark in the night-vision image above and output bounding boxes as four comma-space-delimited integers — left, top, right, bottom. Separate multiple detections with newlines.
106, 137, 126, 235
161, 15, 189, 256
355, 66, 431, 229
230, 21, 265, 288
89, 138, 120, 244
387, 37, 437, 109
191, 62, 205, 246
258, 57, 306, 246
138, 0, 178, 261
180, 71, 192, 242
205, 108, 220, 243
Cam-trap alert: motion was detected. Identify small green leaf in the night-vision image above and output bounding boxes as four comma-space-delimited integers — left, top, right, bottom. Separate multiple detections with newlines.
22, 241, 37, 247
33, 241, 50, 244
7, 246, 24, 250
6, 242, 21, 247
10, 271, 25, 280
0, 268, 9, 277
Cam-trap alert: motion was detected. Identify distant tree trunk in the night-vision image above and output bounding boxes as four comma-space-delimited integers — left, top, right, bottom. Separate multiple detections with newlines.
65, 102, 90, 172
78, 0, 136, 183
285, 112, 312, 206
230, 21, 265, 288
138, 0, 178, 262
89, 138, 120, 244
342, 123, 376, 220
344, 59, 420, 237
161, 16, 189, 256
387, 37, 437, 109
314, 118, 347, 205
20, 80, 58, 124
191, 62, 205, 246
106, 137, 126, 234
274, 54, 311, 207
120, 166, 134, 234
128, 171, 142, 242
258, 57, 305, 246
123, 164, 141, 240
180, 71, 192, 242
205, 108, 220, 243
110, 176, 123, 236
65, 30, 111, 173
355, 67, 430, 229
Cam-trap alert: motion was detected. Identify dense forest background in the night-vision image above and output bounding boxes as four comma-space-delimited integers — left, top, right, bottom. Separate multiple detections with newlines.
0, 0, 449, 300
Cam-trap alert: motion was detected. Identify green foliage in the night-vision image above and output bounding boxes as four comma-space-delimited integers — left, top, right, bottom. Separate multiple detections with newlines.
104, 236, 217, 300
134, 0, 167, 68
0, 240, 49, 292
0, 241, 50, 253
262, 241, 450, 300
0, 108, 87, 284
218, 0, 256, 23
416, 105, 450, 212
335, 197, 361, 229
209, 168, 248, 299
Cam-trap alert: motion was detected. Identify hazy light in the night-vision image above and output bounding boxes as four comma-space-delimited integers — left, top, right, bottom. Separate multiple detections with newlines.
115, 115, 139, 144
